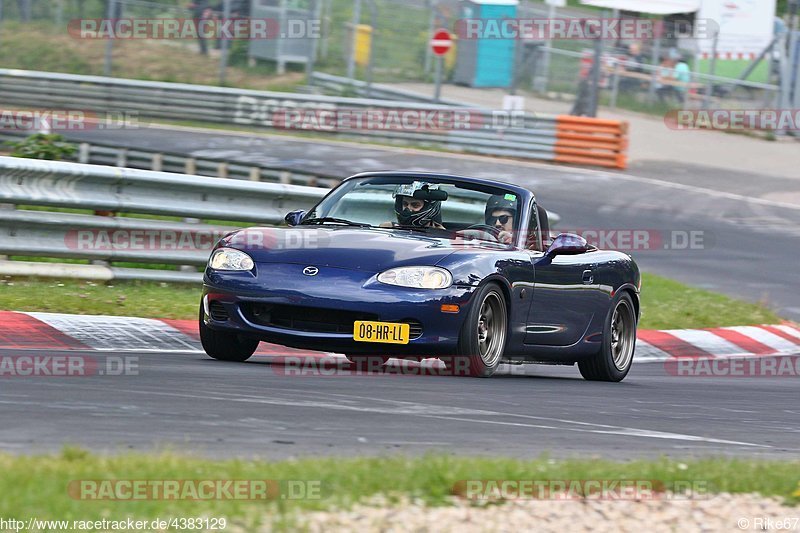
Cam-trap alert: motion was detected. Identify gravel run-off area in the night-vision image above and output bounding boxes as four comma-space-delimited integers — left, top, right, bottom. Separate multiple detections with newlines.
281, 494, 800, 532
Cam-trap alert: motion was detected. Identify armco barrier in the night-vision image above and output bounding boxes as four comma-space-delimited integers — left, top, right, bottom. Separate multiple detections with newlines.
0, 130, 340, 188
554, 116, 628, 169
310, 72, 469, 106
311, 72, 629, 170
0, 156, 324, 223
0, 156, 327, 283
0, 155, 562, 283
0, 68, 628, 169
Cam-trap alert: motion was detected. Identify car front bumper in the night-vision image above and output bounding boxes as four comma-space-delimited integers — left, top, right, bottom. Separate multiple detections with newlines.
202, 262, 476, 355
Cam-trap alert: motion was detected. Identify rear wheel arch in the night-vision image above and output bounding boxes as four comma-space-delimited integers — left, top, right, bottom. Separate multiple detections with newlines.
618, 287, 639, 323
578, 291, 636, 382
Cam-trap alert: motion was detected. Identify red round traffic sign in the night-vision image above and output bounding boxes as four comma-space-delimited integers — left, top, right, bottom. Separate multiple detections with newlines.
430, 29, 453, 56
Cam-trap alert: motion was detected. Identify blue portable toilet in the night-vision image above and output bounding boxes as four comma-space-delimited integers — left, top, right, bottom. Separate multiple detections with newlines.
454, 0, 519, 88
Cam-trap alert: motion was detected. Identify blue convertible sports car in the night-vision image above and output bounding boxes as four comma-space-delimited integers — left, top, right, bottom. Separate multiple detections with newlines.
200, 172, 641, 381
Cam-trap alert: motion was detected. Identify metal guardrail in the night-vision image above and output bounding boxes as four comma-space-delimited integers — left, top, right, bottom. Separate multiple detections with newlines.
309, 72, 629, 169
310, 72, 470, 107
0, 156, 325, 222
0, 156, 327, 283
0, 68, 627, 167
0, 130, 341, 189
0, 153, 563, 283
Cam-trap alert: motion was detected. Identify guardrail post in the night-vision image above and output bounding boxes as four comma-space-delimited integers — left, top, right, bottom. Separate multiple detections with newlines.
151, 153, 163, 172
218, 163, 228, 179
279, 171, 291, 184
249, 167, 261, 181
116, 148, 127, 168
185, 158, 197, 175
180, 217, 200, 274
78, 143, 91, 164
0, 203, 11, 261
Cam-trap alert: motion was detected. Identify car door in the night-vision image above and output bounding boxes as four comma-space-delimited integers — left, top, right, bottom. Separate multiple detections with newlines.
522, 203, 599, 346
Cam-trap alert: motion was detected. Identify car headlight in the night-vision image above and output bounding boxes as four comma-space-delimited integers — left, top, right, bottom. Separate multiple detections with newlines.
377, 266, 452, 289
208, 247, 254, 271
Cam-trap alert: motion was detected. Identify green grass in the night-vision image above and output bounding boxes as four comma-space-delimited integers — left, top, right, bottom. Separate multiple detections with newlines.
0, 272, 783, 329
0, 21, 305, 91
638, 273, 780, 330
695, 58, 770, 84
0, 278, 200, 319
0, 450, 797, 531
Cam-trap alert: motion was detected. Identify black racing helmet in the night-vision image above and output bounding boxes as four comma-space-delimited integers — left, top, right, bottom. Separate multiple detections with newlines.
484, 193, 517, 223
393, 181, 443, 227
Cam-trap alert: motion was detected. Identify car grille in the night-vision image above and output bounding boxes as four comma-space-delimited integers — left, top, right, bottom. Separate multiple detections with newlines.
244, 303, 379, 334
243, 304, 424, 339
208, 301, 229, 321
402, 320, 424, 340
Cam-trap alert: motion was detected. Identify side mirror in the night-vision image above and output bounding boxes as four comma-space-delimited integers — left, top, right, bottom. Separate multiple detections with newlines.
284, 210, 306, 227
545, 233, 589, 257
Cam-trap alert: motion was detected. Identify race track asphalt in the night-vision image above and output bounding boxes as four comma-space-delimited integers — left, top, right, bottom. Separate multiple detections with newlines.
1, 348, 797, 459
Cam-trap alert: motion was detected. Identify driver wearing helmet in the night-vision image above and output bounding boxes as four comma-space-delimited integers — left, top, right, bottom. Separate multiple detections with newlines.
380, 181, 446, 229
485, 194, 516, 244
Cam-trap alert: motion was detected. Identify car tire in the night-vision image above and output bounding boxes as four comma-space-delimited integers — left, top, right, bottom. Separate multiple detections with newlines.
347, 355, 390, 372
199, 304, 259, 362
578, 292, 637, 382
447, 282, 508, 378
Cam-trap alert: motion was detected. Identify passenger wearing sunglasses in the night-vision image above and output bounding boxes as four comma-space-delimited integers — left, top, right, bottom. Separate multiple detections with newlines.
484, 194, 516, 245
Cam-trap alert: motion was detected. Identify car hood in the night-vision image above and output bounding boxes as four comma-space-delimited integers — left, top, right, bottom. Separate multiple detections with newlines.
219, 226, 459, 272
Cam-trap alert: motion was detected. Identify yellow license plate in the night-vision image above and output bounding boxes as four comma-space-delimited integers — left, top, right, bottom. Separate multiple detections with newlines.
353, 321, 410, 345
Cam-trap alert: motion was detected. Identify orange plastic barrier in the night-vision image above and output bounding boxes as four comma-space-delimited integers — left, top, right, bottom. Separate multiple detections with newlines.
554, 116, 629, 169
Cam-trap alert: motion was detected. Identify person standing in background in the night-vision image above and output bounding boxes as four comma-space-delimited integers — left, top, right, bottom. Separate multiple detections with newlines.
656, 48, 691, 103
619, 42, 647, 93
188, 1, 215, 55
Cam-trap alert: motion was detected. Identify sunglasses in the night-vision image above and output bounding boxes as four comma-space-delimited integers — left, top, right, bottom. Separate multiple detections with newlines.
488, 215, 512, 225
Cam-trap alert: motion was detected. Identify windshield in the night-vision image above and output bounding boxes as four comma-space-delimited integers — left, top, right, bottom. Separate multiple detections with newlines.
302, 175, 523, 244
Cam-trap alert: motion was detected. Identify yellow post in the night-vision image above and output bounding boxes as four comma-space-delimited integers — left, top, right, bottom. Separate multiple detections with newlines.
355, 24, 373, 67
